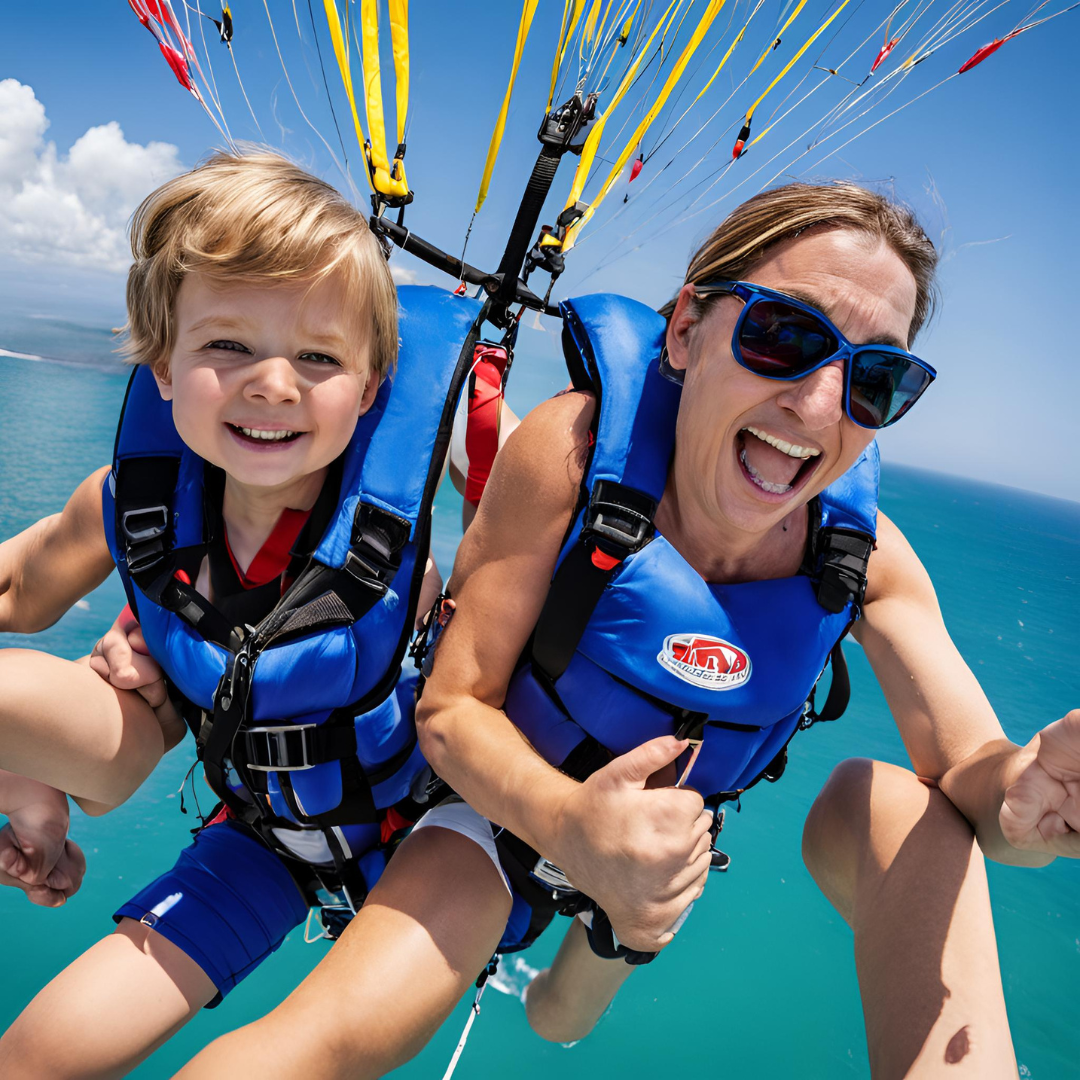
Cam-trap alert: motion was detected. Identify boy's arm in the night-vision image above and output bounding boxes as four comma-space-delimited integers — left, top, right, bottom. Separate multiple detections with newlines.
0, 466, 115, 633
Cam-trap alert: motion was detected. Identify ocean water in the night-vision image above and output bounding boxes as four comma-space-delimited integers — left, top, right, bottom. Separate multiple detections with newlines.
0, 324, 1077, 1080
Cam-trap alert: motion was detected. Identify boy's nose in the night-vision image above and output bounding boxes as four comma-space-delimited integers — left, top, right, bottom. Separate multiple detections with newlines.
244, 355, 302, 405
774, 359, 845, 430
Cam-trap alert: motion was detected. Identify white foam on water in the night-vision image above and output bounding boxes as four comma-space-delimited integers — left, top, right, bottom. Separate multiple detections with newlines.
0, 347, 45, 361
488, 955, 539, 1002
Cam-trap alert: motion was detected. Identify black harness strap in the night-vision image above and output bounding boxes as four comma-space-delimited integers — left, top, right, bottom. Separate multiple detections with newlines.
532, 480, 657, 683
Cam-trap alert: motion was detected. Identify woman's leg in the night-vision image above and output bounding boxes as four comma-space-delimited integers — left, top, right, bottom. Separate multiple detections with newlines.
0, 649, 164, 808
175, 824, 512, 1080
802, 757, 1017, 1080
523, 917, 634, 1043
0, 919, 216, 1079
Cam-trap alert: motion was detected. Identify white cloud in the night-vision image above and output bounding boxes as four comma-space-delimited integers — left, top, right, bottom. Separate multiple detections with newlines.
0, 80, 184, 272
389, 260, 419, 285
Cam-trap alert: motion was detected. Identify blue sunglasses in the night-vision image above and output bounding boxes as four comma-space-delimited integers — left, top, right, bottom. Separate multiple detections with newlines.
691, 280, 937, 429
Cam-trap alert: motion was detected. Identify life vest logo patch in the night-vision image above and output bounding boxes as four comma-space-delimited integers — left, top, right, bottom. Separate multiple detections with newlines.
657, 634, 751, 691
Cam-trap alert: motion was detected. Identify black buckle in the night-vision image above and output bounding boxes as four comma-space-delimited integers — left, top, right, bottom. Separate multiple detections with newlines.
584, 480, 656, 555
351, 504, 411, 562
243, 724, 317, 772
121, 505, 169, 543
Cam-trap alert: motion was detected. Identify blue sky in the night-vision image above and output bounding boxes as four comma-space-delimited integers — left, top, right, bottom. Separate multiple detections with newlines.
1, 1, 1078, 500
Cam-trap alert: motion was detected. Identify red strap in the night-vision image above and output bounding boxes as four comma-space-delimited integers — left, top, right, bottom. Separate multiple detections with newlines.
464, 345, 509, 508
591, 548, 623, 572
225, 506, 312, 590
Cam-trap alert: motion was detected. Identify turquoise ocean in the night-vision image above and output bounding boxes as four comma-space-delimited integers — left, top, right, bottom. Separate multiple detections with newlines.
0, 313, 1077, 1079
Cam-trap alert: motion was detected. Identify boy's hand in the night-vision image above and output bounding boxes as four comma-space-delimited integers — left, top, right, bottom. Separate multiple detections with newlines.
89, 607, 186, 751
0, 771, 86, 906
89, 606, 168, 707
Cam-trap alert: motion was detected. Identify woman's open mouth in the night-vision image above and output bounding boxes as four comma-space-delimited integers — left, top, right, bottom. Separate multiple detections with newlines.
227, 423, 304, 448
735, 426, 821, 500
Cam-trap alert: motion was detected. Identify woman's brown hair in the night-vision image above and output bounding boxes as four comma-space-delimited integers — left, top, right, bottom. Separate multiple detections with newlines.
662, 182, 938, 345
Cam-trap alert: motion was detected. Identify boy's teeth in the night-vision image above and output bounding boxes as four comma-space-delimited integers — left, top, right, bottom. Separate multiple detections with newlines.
238, 426, 296, 441
740, 448, 792, 494
741, 426, 819, 459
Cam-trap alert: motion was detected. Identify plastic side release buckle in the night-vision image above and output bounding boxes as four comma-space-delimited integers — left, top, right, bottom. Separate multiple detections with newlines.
584, 480, 657, 556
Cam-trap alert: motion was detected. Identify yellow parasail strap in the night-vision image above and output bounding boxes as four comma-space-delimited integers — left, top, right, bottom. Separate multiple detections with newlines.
693, 0, 765, 102
563, 0, 730, 251
323, 0, 373, 192
746, 0, 805, 80
562, 0, 682, 212
618, 1, 638, 44
583, 0, 604, 46
388, 0, 409, 146
744, 0, 851, 128
475, 0, 540, 215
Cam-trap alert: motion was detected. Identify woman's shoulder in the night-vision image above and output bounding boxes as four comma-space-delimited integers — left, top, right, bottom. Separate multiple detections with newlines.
862, 509, 937, 610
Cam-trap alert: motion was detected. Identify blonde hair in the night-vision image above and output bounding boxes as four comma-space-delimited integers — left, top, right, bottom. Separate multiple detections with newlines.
662, 182, 938, 344
123, 150, 397, 379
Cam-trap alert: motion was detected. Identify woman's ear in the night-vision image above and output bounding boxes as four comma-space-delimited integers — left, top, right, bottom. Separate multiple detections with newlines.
152, 362, 173, 401
664, 283, 699, 375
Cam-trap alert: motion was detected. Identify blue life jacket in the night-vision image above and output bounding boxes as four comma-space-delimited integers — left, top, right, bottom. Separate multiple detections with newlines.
505, 293, 878, 806
102, 285, 482, 897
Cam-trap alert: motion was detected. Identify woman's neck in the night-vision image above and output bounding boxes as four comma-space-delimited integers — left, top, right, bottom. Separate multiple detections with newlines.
655, 471, 808, 585
220, 468, 327, 574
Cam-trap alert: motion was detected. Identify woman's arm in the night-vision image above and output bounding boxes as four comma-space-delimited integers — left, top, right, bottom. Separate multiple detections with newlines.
417, 392, 711, 953
856, 511, 1067, 865
0, 466, 115, 633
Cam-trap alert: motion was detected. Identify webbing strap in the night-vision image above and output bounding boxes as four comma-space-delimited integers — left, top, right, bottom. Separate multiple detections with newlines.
532, 480, 656, 683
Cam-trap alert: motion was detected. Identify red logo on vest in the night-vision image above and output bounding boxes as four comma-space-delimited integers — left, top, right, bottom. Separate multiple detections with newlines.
657, 634, 752, 690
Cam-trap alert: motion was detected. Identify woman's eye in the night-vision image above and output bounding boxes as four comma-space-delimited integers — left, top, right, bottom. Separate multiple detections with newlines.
205, 340, 251, 354
299, 352, 343, 367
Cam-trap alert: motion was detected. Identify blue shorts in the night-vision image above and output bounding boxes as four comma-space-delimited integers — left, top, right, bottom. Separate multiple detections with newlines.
114, 819, 309, 1007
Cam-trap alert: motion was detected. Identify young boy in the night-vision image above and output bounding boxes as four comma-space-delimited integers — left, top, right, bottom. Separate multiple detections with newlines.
0, 150, 477, 1076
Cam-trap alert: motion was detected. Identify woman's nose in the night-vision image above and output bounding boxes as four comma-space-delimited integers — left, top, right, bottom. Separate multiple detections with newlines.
775, 358, 844, 430
243, 355, 302, 405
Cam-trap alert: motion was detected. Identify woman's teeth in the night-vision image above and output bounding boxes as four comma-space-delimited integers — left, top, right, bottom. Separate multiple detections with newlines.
233, 426, 299, 442
740, 448, 792, 494
741, 426, 820, 460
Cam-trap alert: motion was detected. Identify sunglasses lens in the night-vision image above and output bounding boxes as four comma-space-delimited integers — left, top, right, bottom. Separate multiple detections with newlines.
849, 350, 933, 428
738, 299, 839, 376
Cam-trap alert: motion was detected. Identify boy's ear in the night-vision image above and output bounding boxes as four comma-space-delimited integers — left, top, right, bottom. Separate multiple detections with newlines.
151, 362, 173, 401
357, 370, 382, 417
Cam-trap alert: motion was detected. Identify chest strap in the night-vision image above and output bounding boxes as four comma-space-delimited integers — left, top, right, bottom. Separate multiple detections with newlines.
532, 480, 657, 683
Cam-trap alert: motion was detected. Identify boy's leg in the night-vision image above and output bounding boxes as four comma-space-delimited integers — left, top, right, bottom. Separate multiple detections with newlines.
1, 817, 309, 1078
802, 757, 1017, 1080
523, 917, 634, 1043
0, 919, 216, 1079
0, 649, 165, 807
175, 824, 512, 1080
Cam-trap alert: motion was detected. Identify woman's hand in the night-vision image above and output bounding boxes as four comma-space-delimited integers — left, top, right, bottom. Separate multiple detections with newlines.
1000, 710, 1080, 859
0, 770, 86, 906
553, 736, 714, 953
89, 608, 186, 752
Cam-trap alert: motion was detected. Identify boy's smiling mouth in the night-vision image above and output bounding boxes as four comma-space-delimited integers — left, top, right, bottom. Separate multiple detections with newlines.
227, 423, 304, 446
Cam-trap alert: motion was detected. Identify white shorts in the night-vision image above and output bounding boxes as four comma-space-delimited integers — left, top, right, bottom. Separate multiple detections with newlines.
410, 797, 511, 894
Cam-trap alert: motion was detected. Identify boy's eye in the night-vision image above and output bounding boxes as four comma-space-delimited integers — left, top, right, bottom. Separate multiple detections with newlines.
298, 352, 343, 367
205, 339, 251, 354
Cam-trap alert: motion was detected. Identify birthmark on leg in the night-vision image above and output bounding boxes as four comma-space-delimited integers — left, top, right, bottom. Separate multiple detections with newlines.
944, 1025, 971, 1064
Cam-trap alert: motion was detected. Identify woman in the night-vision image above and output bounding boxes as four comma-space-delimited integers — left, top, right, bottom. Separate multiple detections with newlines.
177, 181, 1077, 1079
